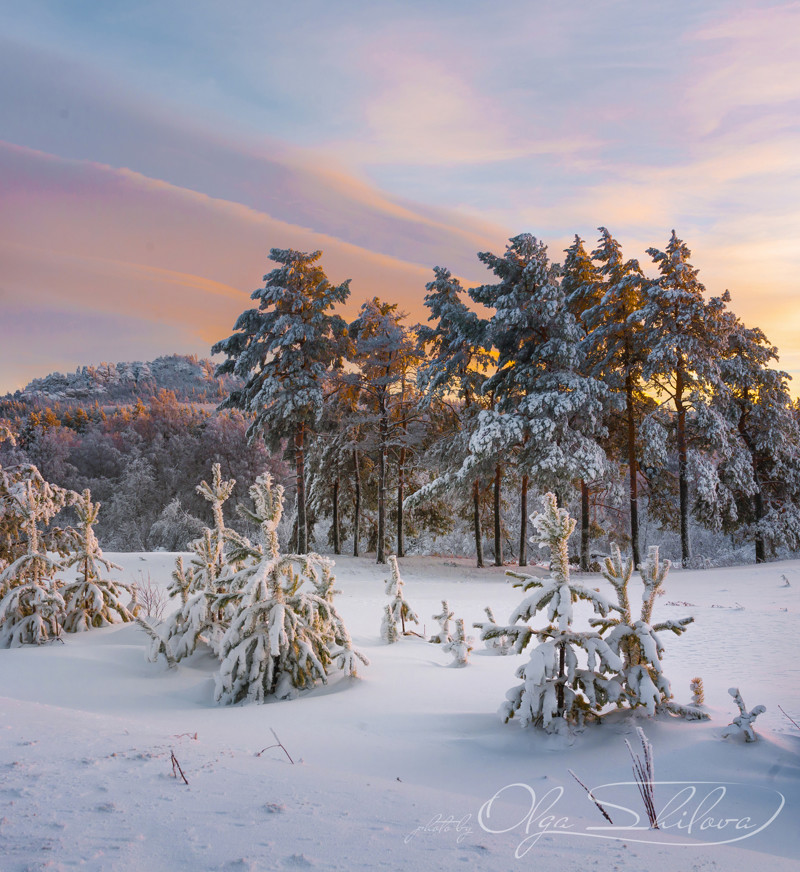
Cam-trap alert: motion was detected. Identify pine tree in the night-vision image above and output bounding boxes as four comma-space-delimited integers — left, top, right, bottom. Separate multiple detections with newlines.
414, 267, 494, 567
381, 554, 419, 638
347, 298, 421, 563
430, 599, 454, 644
0, 467, 72, 646
479, 494, 621, 731
212, 248, 350, 554
716, 316, 800, 560
637, 232, 733, 566
590, 544, 696, 715
214, 473, 367, 704
61, 489, 134, 631
442, 618, 473, 666
567, 229, 650, 566
467, 235, 607, 544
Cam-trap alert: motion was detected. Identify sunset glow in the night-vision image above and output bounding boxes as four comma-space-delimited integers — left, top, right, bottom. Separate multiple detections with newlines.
2, 2, 799, 390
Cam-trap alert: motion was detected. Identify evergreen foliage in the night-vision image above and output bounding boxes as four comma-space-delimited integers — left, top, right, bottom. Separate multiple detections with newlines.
61, 489, 134, 632
212, 248, 350, 553
381, 555, 419, 639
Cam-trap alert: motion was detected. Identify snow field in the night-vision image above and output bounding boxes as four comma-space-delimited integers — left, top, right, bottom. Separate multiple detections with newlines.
0, 551, 798, 871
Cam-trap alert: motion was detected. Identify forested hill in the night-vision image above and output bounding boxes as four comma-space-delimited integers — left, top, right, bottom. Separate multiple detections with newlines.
4, 355, 239, 407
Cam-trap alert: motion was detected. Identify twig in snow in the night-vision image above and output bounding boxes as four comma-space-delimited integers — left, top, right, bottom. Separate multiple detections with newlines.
778, 705, 799, 732
256, 728, 295, 764
568, 769, 614, 824
172, 732, 198, 740
170, 750, 189, 785
625, 728, 658, 829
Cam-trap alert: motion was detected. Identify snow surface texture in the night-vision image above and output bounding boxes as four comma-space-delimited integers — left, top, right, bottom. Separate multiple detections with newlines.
1, 551, 799, 871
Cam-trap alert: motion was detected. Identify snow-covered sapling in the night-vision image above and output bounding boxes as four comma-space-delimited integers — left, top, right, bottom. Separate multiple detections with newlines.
381, 555, 419, 640
0, 468, 71, 647
381, 604, 399, 644
481, 493, 622, 731
473, 606, 512, 654
690, 677, 704, 706
429, 600, 454, 644
442, 618, 473, 667
591, 544, 697, 716
61, 489, 134, 632
214, 473, 367, 704
722, 687, 765, 743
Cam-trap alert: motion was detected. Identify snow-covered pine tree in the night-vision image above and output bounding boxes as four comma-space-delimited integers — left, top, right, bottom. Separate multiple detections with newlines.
442, 618, 473, 667
722, 687, 765, 742
636, 232, 734, 566
214, 472, 367, 704
479, 494, 621, 731
381, 605, 399, 643
0, 466, 72, 646
412, 267, 494, 567
715, 315, 800, 561
567, 229, 650, 567
161, 465, 245, 661
381, 554, 419, 638
430, 599, 454, 644
212, 248, 351, 554
467, 235, 607, 559
346, 298, 422, 563
61, 489, 134, 631
590, 544, 698, 716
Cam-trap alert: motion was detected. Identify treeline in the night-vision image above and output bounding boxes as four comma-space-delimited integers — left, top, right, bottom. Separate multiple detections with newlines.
213, 232, 800, 568
0, 390, 282, 550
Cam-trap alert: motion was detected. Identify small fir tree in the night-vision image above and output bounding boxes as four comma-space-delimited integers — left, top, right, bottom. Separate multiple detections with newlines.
479, 493, 622, 731
214, 473, 367, 704
61, 489, 134, 632
381, 555, 419, 639
0, 467, 72, 647
591, 544, 697, 715
429, 599, 454, 644
473, 606, 513, 654
722, 687, 765, 742
442, 618, 473, 667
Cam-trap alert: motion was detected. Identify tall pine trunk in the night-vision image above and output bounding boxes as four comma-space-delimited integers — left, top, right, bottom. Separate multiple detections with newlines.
295, 422, 307, 554
676, 365, 691, 567
754, 489, 765, 563
493, 464, 503, 567
377, 399, 388, 564
580, 479, 590, 571
625, 370, 641, 566
353, 449, 361, 557
473, 479, 484, 568
518, 474, 528, 567
396, 446, 405, 558
332, 476, 340, 555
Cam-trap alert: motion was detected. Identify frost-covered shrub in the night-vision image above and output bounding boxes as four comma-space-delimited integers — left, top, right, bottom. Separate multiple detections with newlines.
442, 618, 473, 667
429, 600, 454, 644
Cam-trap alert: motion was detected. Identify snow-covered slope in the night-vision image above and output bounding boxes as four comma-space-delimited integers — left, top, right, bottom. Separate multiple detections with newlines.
1, 553, 798, 871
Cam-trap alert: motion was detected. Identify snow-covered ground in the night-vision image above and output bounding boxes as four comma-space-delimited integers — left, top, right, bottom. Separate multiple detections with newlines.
1, 552, 798, 871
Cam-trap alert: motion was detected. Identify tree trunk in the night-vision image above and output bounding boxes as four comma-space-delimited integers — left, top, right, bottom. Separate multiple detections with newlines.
353, 449, 361, 557
676, 366, 691, 567
580, 479, 590, 572
556, 641, 566, 716
295, 423, 307, 554
377, 403, 388, 564
473, 479, 484, 568
625, 371, 641, 566
396, 446, 405, 558
332, 476, 340, 555
493, 464, 503, 567
518, 474, 528, 567
754, 488, 765, 563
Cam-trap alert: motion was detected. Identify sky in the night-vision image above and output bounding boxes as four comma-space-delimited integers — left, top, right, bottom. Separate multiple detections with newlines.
1, 0, 799, 393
